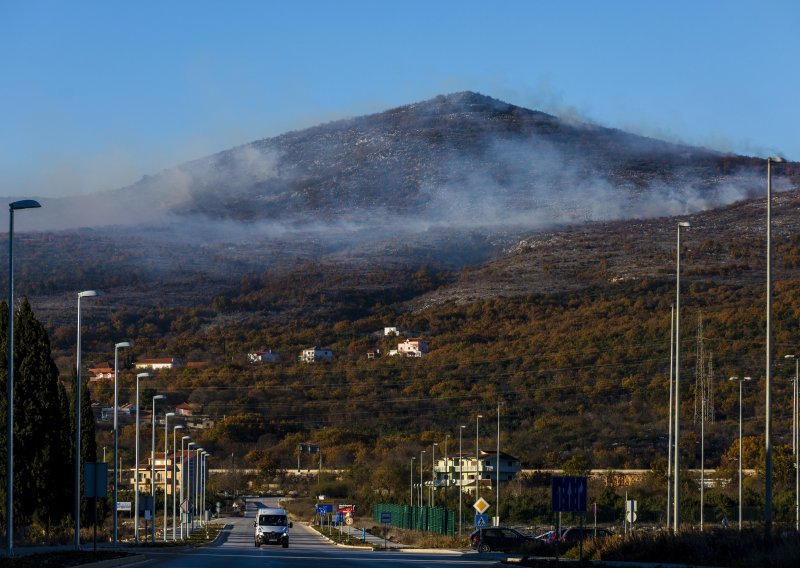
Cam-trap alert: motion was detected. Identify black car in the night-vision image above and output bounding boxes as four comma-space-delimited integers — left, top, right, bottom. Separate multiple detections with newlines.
469, 527, 538, 553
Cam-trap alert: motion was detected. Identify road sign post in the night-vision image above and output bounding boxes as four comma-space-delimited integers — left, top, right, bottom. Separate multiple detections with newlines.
380, 512, 391, 549
551, 476, 588, 513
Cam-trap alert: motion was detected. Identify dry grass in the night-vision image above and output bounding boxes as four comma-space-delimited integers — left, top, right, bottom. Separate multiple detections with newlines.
367, 524, 467, 549
574, 528, 800, 568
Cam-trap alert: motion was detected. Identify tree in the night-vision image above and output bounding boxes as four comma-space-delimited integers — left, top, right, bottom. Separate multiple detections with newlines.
0, 299, 73, 530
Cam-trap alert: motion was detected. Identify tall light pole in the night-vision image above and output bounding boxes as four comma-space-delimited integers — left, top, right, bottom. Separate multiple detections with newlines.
443, 434, 449, 513
410, 457, 415, 509
202, 452, 211, 525
459, 424, 465, 535
5, 198, 41, 556
112, 340, 132, 544
150, 394, 165, 543
431, 442, 438, 507
496, 401, 502, 527
134, 372, 151, 542
666, 306, 674, 530
729, 376, 751, 531
419, 450, 425, 507
476, 414, 483, 498
172, 425, 184, 541
194, 446, 203, 530
163, 411, 175, 541
180, 436, 190, 539
75, 289, 101, 549
786, 355, 799, 531
187, 442, 197, 533
673, 222, 689, 531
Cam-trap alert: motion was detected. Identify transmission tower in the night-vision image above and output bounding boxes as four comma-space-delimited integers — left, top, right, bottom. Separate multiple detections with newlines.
694, 312, 715, 425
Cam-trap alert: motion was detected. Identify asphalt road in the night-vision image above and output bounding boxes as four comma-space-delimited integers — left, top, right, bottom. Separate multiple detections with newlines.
138, 498, 504, 567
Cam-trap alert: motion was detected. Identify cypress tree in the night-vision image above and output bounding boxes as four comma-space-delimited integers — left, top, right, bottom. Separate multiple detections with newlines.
0, 299, 73, 530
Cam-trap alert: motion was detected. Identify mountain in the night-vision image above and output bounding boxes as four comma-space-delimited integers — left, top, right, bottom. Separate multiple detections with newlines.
5, 92, 798, 330
21, 91, 787, 234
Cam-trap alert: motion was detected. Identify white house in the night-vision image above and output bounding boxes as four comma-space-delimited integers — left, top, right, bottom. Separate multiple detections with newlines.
300, 346, 333, 363
434, 450, 521, 492
384, 327, 400, 336
134, 357, 183, 370
397, 338, 428, 357
248, 350, 281, 364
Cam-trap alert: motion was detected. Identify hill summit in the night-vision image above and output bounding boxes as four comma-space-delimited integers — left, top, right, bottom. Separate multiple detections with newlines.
25, 91, 771, 232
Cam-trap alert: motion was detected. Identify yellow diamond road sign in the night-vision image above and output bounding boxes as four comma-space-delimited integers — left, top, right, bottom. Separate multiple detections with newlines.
473, 497, 491, 514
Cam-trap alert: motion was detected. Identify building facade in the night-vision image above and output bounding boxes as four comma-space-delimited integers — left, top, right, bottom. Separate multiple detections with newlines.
433, 450, 521, 492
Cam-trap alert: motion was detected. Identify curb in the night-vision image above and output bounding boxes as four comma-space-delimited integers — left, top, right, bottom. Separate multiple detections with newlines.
398, 548, 466, 555
309, 526, 376, 550
77, 554, 147, 568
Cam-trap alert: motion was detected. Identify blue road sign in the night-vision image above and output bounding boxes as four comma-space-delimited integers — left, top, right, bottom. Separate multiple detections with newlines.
380, 512, 392, 524
474, 514, 489, 527
316, 504, 334, 516
551, 476, 588, 513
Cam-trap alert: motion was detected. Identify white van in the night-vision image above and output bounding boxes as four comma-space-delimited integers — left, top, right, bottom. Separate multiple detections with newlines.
254, 507, 292, 548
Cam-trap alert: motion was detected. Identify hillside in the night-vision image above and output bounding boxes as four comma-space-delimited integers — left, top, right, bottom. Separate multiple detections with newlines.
19, 91, 790, 235
3, 92, 800, 493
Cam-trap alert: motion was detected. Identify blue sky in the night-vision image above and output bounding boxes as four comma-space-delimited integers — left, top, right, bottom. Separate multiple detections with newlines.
1, 0, 798, 198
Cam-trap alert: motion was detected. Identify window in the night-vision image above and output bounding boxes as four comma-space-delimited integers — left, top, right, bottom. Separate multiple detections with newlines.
259, 515, 287, 526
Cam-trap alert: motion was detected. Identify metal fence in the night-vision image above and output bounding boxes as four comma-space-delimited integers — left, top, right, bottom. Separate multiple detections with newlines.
373, 503, 455, 536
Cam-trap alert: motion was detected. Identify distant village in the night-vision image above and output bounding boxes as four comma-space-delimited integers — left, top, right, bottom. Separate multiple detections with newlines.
88, 326, 429, 436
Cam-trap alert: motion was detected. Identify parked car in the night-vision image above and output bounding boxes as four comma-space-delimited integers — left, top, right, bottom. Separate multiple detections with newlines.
560, 526, 613, 546
534, 529, 564, 544
469, 527, 539, 553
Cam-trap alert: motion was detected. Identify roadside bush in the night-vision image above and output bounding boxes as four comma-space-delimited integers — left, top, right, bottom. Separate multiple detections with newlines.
580, 528, 800, 567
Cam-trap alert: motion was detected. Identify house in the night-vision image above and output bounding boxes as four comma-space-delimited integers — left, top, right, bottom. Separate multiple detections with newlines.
88, 362, 114, 382
135, 357, 183, 370
434, 450, 521, 492
176, 402, 201, 417
384, 327, 400, 336
126, 450, 205, 496
367, 349, 381, 360
248, 350, 281, 364
300, 346, 333, 363
397, 338, 428, 357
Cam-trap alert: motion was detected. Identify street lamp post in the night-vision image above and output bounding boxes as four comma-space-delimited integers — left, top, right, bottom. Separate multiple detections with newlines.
75, 289, 101, 549
431, 442, 438, 507
163, 412, 175, 541
410, 457, 415, 509
459, 424, 465, 535
194, 447, 203, 530
666, 306, 674, 530
476, 414, 483, 498
729, 376, 751, 531
150, 394, 166, 543
496, 401, 502, 527
673, 222, 689, 531
172, 425, 184, 541
180, 436, 190, 539
443, 434, 449, 511
134, 372, 151, 542
112, 340, 132, 544
766, 155, 785, 534
5, 198, 41, 556
786, 355, 799, 531
419, 450, 425, 508
187, 442, 197, 533
201, 453, 211, 525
